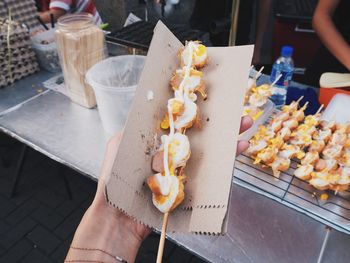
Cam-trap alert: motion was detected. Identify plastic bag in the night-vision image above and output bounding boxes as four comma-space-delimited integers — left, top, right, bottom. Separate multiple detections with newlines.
31, 28, 61, 73
86, 55, 146, 134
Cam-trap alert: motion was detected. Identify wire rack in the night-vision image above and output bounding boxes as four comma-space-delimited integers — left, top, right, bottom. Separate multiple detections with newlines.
234, 153, 350, 234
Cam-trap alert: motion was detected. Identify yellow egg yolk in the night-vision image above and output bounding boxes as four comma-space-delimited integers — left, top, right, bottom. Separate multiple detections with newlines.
195, 44, 206, 57
190, 69, 203, 77
161, 113, 170, 129
171, 100, 184, 115
320, 193, 329, 200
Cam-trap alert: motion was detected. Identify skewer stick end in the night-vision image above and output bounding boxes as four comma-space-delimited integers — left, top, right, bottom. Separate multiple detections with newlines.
156, 212, 170, 263
296, 96, 304, 103
316, 104, 324, 115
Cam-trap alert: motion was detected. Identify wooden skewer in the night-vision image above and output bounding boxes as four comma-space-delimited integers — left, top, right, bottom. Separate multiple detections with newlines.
156, 212, 169, 263
270, 74, 282, 87
316, 104, 324, 115
254, 66, 264, 80
302, 101, 309, 108
296, 96, 304, 104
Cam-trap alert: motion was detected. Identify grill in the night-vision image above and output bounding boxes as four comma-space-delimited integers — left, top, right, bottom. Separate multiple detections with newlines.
106, 21, 207, 51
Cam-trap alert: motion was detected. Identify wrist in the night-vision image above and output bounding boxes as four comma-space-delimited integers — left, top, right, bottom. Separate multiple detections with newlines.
67, 203, 144, 263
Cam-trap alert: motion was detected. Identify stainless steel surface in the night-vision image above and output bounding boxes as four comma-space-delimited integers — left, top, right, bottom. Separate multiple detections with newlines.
172, 185, 325, 263
235, 154, 350, 235
1, 71, 350, 262
0, 71, 54, 114
0, 90, 110, 180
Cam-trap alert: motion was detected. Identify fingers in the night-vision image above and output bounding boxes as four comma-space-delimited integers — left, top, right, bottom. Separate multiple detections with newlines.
240, 116, 253, 134
236, 140, 249, 156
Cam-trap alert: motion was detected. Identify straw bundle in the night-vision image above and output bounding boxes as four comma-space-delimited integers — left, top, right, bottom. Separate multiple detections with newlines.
56, 16, 105, 108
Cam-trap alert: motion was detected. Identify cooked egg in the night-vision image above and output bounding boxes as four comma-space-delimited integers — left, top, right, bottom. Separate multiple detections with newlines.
278, 127, 291, 141
283, 118, 298, 129
304, 115, 320, 126
315, 158, 337, 172
329, 131, 347, 146
278, 144, 300, 159
174, 96, 198, 131
309, 140, 325, 153
168, 98, 184, 115
322, 145, 342, 160
247, 139, 267, 156
275, 111, 290, 122
256, 147, 278, 164
294, 164, 313, 180
320, 120, 336, 131
301, 151, 319, 165
147, 173, 172, 196
256, 84, 272, 97
152, 175, 184, 213
164, 133, 191, 168
309, 177, 329, 190
282, 101, 299, 113
249, 93, 266, 107
171, 68, 206, 100
270, 157, 290, 177
181, 42, 208, 68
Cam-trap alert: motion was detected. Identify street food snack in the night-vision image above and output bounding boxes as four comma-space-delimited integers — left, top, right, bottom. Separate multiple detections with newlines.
243, 67, 278, 121
148, 41, 208, 213
247, 102, 350, 192
145, 40, 209, 262
247, 98, 307, 177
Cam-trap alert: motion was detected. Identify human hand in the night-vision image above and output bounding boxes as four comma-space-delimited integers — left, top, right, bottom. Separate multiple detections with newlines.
67, 116, 252, 262
66, 133, 150, 263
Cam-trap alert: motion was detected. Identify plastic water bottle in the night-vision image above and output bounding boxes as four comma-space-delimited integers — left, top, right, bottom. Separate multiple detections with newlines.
270, 46, 294, 108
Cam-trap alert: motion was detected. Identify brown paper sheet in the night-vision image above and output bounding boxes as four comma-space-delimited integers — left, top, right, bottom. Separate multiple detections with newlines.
106, 21, 254, 234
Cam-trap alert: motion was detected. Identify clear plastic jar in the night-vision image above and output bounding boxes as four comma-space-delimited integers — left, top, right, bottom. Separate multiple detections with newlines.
56, 13, 105, 108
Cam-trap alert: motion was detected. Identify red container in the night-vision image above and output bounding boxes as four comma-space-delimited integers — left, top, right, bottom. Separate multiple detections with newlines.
319, 87, 350, 107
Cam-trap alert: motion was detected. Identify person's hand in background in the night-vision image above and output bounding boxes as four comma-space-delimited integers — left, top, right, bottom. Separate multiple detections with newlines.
237, 116, 253, 155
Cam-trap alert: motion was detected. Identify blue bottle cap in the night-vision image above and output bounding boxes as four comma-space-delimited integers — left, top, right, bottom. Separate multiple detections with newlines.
281, 46, 293, 57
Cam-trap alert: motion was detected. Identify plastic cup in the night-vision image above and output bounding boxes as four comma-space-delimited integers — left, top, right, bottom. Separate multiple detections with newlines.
86, 55, 145, 134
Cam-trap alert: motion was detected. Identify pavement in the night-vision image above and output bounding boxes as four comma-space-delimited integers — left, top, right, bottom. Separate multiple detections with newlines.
0, 133, 205, 263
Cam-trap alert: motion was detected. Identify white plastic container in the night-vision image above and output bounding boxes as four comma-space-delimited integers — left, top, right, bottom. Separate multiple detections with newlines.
86, 55, 145, 134
31, 28, 61, 73
321, 93, 350, 123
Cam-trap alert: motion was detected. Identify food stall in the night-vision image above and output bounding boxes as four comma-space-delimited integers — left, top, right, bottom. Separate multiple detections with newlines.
1, 1, 350, 263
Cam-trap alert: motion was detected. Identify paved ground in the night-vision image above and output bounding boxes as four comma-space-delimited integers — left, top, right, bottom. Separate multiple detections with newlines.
0, 133, 205, 263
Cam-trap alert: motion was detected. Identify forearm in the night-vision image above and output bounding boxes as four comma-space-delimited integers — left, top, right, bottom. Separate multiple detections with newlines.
313, 1, 350, 70
65, 204, 142, 263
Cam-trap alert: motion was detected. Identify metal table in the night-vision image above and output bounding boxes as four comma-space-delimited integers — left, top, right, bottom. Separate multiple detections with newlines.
1, 71, 350, 263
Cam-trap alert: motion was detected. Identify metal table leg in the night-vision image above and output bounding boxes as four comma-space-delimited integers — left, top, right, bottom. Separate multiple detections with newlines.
317, 227, 331, 263
9, 144, 27, 197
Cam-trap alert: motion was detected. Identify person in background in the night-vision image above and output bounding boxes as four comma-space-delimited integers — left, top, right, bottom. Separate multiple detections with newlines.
304, 0, 350, 87
65, 117, 252, 262
38, 0, 102, 25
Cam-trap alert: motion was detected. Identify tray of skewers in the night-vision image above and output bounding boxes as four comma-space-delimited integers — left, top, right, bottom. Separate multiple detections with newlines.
246, 98, 350, 193
241, 67, 276, 140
